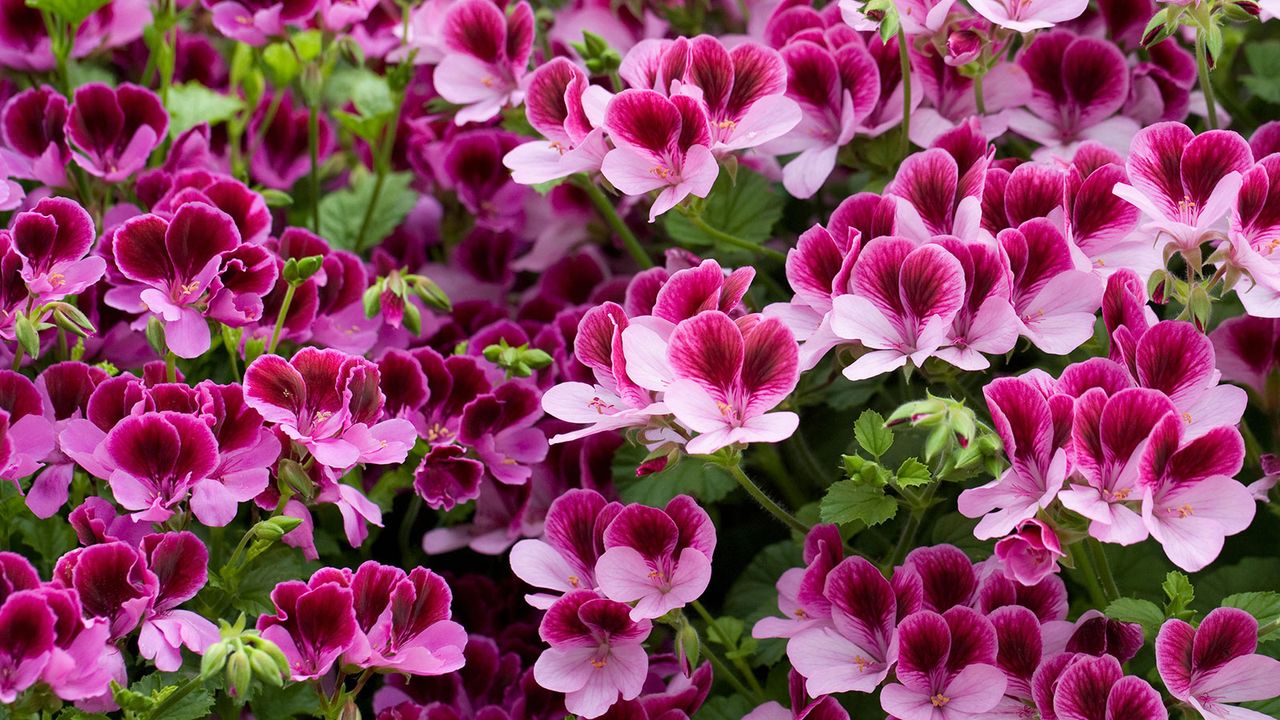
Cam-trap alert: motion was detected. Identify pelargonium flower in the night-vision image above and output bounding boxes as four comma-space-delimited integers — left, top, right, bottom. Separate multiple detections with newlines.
510, 489, 621, 608
1113, 122, 1254, 254
0, 85, 70, 187
994, 519, 1065, 587
137, 532, 219, 671
0, 589, 56, 703
503, 57, 610, 185
959, 375, 1070, 539
930, 236, 1020, 372
753, 524, 846, 640
53, 541, 157, 641
1037, 654, 1167, 720
999, 219, 1104, 355
596, 495, 715, 621
659, 312, 800, 454
909, 45, 1031, 148
99, 411, 220, 524
744, 669, 850, 720
457, 381, 548, 486
787, 556, 900, 695
342, 562, 468, 676
1006, 32, 1137, 157
0, 371, 56, 502
1061, 143, 1154, 278
244, 348, 416, 471
967, 0, 1088, 31
258, 576, 361, 680
888, 122, 992, 242
839, 0, 955, 36
9, 197, 105, 303
600, 90, 718, 222
879, 608, 1007, 720
247, 92, 336, 190
1156, 608, 1280, 719
1225, 154, 1280, 316
829, 238, 966, 381
26, 362, 109, 518
65, 83, 168, 182
111, 203, 241, 358
532, 590, 652, 719
206, 0, 318, 45
433, 0, 534, 125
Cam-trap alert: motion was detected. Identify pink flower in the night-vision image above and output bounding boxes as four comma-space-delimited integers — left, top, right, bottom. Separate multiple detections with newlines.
1000, 219, 1104, 355
503, 58, 609, 185
137, 533, 219, 671
840, 0, 956, 36
967, 0, 1088, 31
0, 589, 56, 703
206, 0, 318, 45
595, 495, 715, 620
1062, 144, 1156, 278
243, 347, 416, 471
754, 524, 846, 640
888, 122, 992, 242
258, 577, 361, 680
1210, 315, 1280, 396
829, 238, 966, 381
8, 198, 105, 304
600, 89, 719, 222
0, 371, 57, 507
879, 608, 1008, 720
764, 41, 881, 198
1113, 122, 1253, 254
931, 236, 1020, 372
1226, 154, 1280, 316
532, 590, 652, 719
247, 92, 336, 190
1006, 32, 1138, 157
994, 519, 1065, 587
0, 86, 70, 188
111, 203, 242, 358
510, 489, 621, 608
959, 375, 1070, 540
1156, 608, 1280, 719
744, 669, 851, 720
343, 562, 468, 676
787, 556, 900, 695
433, 0, 534, 125
65, 83, 168, 183
663, 312, 800, 454
1037, 654, 1167, 720
53, 542, 156, 641
100, 412, 220, 523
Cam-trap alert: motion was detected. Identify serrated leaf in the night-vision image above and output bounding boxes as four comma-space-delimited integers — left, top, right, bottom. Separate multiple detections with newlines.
1106, 598, 1165, 637
1244, 41, 1280, 104
663, 169, 783, 250
894, 458, 932, 489
129, 674, 214, 720
853, 410, 893, 458
1163, 571, 1195, 617
318, 169, 417, 251
612, 445, 737, 505
166, 82, 245, 138
1224, 592, 1280, 640
820, 481, 898, 527
695, 695, 755, 720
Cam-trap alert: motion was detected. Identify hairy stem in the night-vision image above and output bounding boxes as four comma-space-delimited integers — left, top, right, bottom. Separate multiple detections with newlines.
573, 176, 654, 268
1195, 30, 1219, 130
726, 462, 810, 535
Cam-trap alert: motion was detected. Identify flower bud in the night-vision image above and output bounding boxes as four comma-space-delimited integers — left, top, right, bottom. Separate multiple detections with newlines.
226, 649, 252, 697
248, 647, 286, 687
200, 640, 232, 680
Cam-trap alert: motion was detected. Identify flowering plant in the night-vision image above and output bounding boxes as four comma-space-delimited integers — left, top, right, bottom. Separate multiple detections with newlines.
3, 0, 1280, 718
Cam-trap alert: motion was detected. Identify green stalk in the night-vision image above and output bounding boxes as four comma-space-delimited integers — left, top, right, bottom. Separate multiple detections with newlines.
1195, 30, 1219, 130
1087, 538, 1120, 603
308, 101, 321, 233
165, 350, 177, 383
973, 72, 986, 115
268, 282, 298, 355
679, 210, 788, 261
897, 27, 912, 159
573, 176, 654, 268
690, 600, 766, 700
1069, 542, 1109, 610
726, 462, 810, 535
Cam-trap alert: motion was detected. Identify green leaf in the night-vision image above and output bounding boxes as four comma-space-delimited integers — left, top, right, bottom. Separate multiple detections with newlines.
261, 42, 300, 87
318, 169, 417, 251
129, 674, 214, 720
613, 452, 737, 506
14, 512, 75, 575
853, 410, 893, 458
1163, 571, 1195, 618
1224, 592, 1280, 641
166, 82, 245, 138
244, 681, 321, 718
24, 0, 108, 27
893, 458, 932, 489
350, 72, 395, 118
724, 539, 802, 666
820, 481, 898, 527
1244, 41, 1280, 104
663, 169, 783, 250
1105, 598, 1165, 638
695, 696, 756, 720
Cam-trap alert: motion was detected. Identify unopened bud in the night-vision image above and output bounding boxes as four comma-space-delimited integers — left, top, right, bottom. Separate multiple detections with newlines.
226, 650, 252, 697
200, 640, 232, 680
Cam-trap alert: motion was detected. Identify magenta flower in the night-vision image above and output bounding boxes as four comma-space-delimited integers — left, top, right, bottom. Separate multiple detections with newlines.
754, 524, 845, 640
1211, 315, 1280, 395
673, 36, 801, 153
458, 382, 548, 486
1063, 144, 1154, 277
29, 585, 118, 704
533, 590, 652, 719
744, 669, 851, 720
244, 348, 416, 471
53, 541, 156, 641
68, 496, 149, 546
959, 375, 1070, 539
0, 371, 56, 501
248, 92, 335, 190
112, 203, 241, 358
0, 85, 70, 187
600, 90, 718, 222
1113, 122, 1254, 254
967, 0, 1088, 31
1138, 405, 1253, 572
1226, 154, 1280, 316
1006, 32, 1137, 157
0, 589, 55, 703
9, 197, 105, 303
994, 518, 1065, 587
344, 562, 468, 676
137, 532, 218, 671
258, 578, 360, 680
879, 608, 1007, 720
595, 495, 715, 621
1040, 654, 1167, 720
27, 362, 109, 518
830, 238, 966, 381
101, 412, 219, 523
1156, 608, 1280, 719
1000, 219, 1104, 355
1121, 321, 1248, 439
931, 237, 1020, 372
663, 312, 800, 454
207, 0, 318, 45
504, 58, 609, 185
788, 556, 899, 695
763, 41, 880, 198
66, 83, 168, 182
510, 489, 621, 608
433, 0, 533, 124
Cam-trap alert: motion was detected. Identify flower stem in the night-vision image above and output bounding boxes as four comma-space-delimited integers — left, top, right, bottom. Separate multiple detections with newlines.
897, 27, 912, 159
1195, 29, 1219, 130
148, 674, 206, 719
165, 350, 177, 383
1087, 538, 1120, 603
308, 101, 322, 233
690, 600, 766, 700
573, 176, 654, 268
973, 72, 986, 116
678, 209, 788, 262
269, 282, 298, 355
1069, 542, 1109, 610
726, 462, 809, 535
